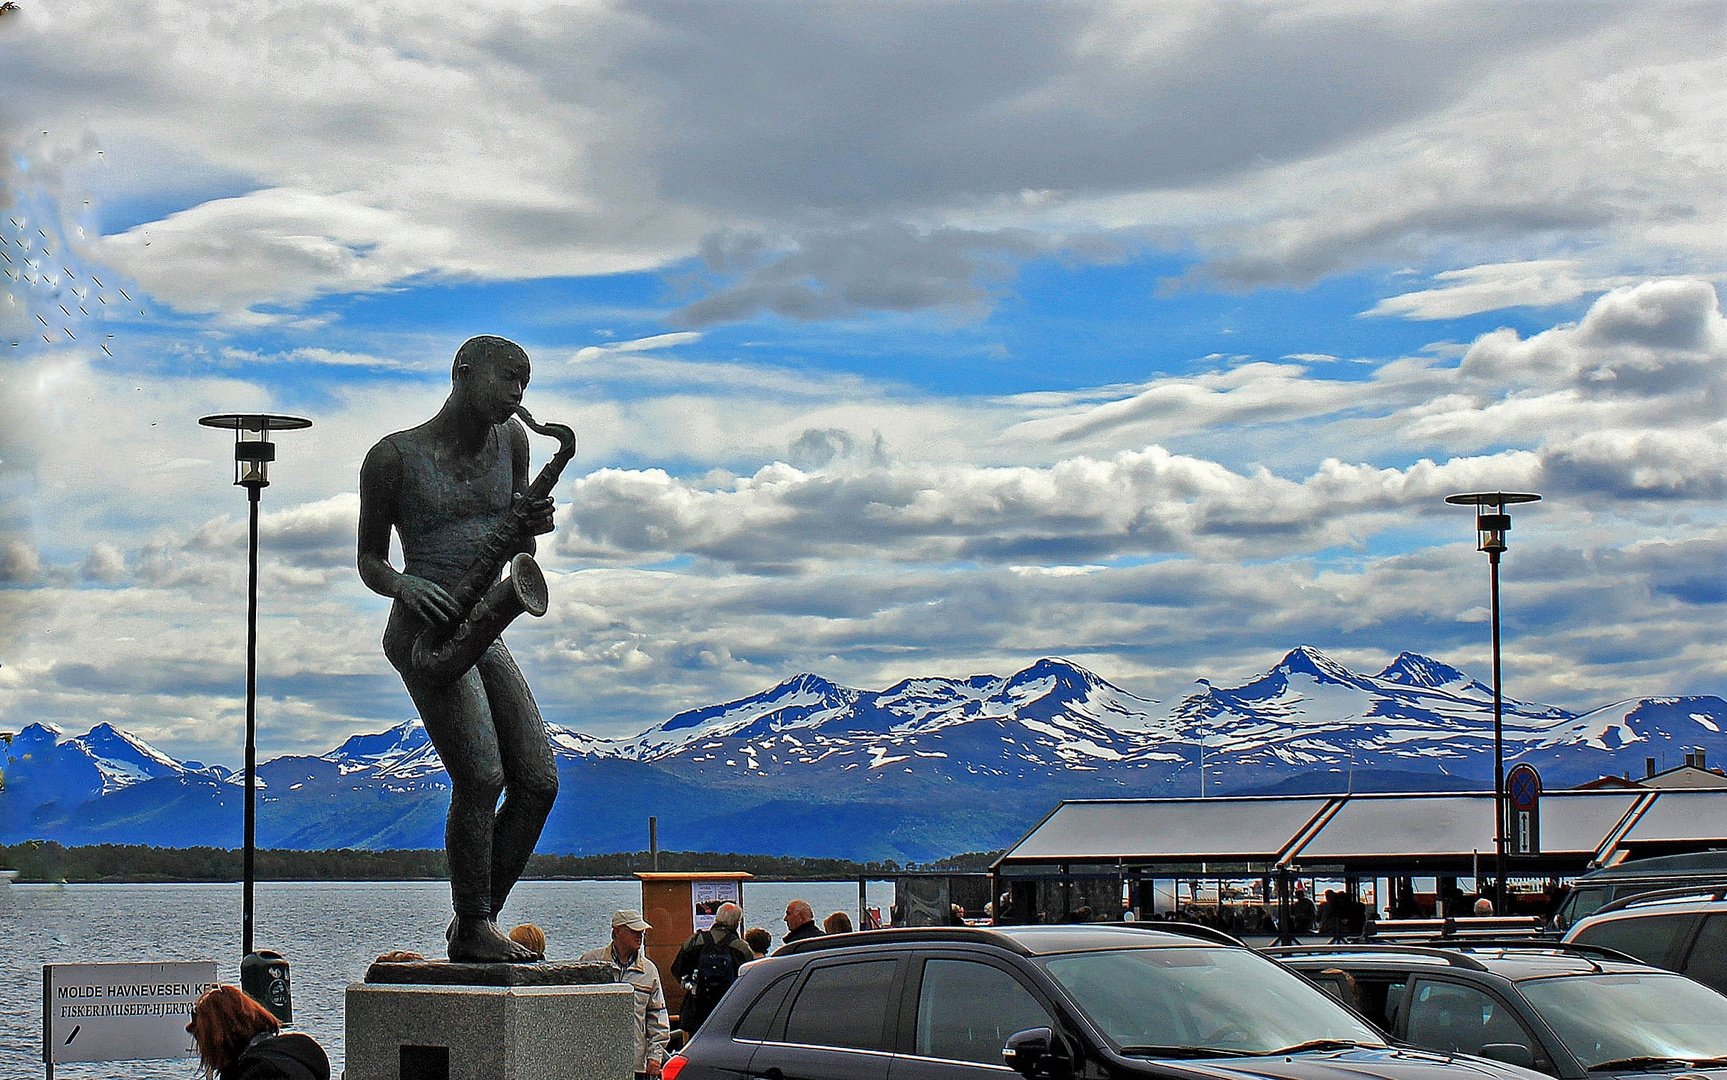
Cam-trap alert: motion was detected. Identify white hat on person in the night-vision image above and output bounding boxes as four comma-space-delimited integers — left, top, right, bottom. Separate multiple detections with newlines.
612, 909, 652, 931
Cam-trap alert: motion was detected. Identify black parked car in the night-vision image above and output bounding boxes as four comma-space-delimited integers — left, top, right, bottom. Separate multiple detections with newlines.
1271, 941, 1727, 1080
660, 923, 1548, 1080
1550, 852, 1727, 932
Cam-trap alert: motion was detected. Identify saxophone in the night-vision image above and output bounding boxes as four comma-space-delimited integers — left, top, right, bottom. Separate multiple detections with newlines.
409, 406, 577, 684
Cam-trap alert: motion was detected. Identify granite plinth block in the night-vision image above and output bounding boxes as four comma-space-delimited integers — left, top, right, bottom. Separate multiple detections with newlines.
365, 960, 614, 987
345, 982, 635, 1080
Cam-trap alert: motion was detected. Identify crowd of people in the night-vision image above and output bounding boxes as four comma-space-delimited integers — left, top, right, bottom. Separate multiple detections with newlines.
176, 879, 1569, 1078
181, 895, 901, 1079
1007, 877, 1574, 936
613, 897, 866, 1077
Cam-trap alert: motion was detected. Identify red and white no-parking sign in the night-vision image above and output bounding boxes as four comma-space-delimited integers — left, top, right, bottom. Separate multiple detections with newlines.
1506, 763, 1542, 856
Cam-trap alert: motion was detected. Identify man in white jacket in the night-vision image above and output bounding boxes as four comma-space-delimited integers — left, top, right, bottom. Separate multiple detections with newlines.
581, 909, 670, 1079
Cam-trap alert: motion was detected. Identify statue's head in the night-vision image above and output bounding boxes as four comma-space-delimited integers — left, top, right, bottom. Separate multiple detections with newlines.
451, 335, 530, 424
452, 335, 529, 383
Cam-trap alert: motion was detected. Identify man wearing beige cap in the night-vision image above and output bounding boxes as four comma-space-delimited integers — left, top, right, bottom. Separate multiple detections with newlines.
581, 909, 669, 1078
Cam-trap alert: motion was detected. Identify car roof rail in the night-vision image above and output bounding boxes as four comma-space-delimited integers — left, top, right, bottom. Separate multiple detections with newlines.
1365, 915, 1543, 941
1104, 921, 1247, 948
1588, 884, 1727, 917
776, 922, 1247, 958
777, 926, 1031, 957
1263, 943, 1491, 972
1421, 939, 1646, 965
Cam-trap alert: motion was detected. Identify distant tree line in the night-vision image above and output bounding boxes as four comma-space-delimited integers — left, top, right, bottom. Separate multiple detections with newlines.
924, 849, 1004, 870
0, 842, 449, 883
0, 841, 997, 883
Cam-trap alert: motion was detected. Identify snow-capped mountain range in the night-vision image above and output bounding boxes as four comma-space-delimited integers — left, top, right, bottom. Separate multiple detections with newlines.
5, 646, 1724, 860
0, 721, 233, 806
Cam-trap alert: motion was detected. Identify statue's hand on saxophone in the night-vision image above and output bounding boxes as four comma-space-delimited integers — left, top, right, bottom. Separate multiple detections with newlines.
357, 335, 566, 964
392, 573, 460, 627
516, 490, 558, 539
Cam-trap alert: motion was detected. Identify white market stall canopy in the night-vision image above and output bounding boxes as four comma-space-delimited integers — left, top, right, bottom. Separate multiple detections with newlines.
999, 795, 1336, 865
994, 788, 1727, 876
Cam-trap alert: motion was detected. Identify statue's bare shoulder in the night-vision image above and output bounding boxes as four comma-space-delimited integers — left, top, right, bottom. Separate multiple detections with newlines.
358, 430, 410, 519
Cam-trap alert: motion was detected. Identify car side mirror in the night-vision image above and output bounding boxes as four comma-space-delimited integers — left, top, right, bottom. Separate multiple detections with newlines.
1003, 1027, 1074, 1080
1480, 1043, 1536, 1068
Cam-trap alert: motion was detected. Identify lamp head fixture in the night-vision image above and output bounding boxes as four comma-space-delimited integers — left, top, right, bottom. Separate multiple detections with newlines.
1446, 491, 1541, 553
198, 414, 313, 488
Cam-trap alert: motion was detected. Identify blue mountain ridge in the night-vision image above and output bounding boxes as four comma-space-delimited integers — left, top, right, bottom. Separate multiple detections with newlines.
4, 647, 1724, 862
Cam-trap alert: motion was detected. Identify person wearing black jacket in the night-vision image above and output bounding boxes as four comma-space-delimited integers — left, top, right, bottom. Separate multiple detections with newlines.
670, 902, 754, 1035
187, 985, 331, 1080
778, 898, 824, 950
227, 1033, 331, 1080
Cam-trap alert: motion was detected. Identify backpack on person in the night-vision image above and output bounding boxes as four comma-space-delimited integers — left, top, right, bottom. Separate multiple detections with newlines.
677, 930, 743, 1033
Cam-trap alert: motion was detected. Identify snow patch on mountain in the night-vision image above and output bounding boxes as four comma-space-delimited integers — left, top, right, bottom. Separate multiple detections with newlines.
1533, 696, 1727, 752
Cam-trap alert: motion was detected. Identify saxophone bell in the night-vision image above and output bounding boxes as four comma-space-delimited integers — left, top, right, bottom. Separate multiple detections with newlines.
507, 552, 550, 619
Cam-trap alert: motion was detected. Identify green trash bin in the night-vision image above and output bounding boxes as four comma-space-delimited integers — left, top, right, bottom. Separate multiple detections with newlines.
241, 949, 292, 1022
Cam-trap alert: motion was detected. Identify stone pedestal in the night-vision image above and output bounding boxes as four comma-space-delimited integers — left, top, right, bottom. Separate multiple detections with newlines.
346, 963, 636, 1080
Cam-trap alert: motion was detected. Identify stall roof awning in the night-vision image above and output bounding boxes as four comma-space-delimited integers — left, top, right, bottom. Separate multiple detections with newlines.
1290, 791, 1642, 862
1621, 790, 1727, 846
995, 789, 1727, 872
1532, 792, 1647, 854
1292, 794, 1494, 861
999, 796, 1336, 863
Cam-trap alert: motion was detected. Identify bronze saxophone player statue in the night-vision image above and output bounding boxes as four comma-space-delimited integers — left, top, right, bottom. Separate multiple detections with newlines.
358, 335, 575, 963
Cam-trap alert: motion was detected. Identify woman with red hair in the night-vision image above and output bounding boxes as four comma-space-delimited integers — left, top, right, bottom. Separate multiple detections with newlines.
186, 985, 330, 1080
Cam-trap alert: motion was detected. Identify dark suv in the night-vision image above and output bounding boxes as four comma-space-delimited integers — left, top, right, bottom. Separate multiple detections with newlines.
1270, 941, 1727, 1080
1564, 886, 1727, 995
1551, 852, 1727, 932
661, 924, 1547, 1080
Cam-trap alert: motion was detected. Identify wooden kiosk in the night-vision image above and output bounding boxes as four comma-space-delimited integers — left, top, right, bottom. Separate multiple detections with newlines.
636, 871, 752, 1019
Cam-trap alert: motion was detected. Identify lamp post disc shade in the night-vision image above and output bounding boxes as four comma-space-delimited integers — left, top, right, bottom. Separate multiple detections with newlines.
198, 412, 314, 430
1446, 491, 1541, 506
198, 414, 313, 431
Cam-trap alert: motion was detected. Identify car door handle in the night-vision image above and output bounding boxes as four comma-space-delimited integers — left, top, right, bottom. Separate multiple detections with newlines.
752, 1070, 783, 1080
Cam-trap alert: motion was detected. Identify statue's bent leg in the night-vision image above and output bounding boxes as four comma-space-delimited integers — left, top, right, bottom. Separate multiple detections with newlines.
477, 641, 559, 918
401, 666, 506, 920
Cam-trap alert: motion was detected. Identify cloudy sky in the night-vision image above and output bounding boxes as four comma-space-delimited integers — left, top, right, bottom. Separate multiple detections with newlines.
2, 0, 1725, 765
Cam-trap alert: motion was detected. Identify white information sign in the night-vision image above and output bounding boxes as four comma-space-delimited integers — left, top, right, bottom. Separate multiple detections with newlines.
691, 880, 741, 932
44, 961, 218, 1065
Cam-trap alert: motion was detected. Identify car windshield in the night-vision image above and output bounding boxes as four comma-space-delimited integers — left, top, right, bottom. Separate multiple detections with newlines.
1554, 887, 1613, 931
1040, 947, 1387, 1057
1520, 973, 1727, 1070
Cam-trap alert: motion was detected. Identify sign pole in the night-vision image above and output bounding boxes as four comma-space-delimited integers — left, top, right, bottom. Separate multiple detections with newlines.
43, 967, 52, 1080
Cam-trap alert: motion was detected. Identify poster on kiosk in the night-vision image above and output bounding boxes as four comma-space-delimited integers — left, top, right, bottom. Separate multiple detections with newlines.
692, 879, 741, 932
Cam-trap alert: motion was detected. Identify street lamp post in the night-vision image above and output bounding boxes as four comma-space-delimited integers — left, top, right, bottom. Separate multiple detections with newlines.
199, 413, 312, 960
1445, 490, 1541, 912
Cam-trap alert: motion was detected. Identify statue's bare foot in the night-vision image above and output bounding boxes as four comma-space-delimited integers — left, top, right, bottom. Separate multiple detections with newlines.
448, 917, 541, 963
446, 912, 504, 940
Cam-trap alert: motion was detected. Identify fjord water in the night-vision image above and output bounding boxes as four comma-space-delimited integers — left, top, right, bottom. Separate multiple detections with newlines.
2, 878, 893, 1078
